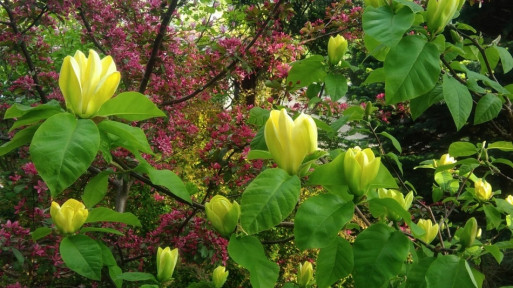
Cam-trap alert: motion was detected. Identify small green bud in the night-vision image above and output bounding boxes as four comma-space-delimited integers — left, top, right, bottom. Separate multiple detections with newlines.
212, 266, 229, 288
297, 261, 314, 287
455, 217, 478, 248
343, 147, 381, 197
156, 247, 178, 283
205, 195, 241, 237
328, 35, 348, 65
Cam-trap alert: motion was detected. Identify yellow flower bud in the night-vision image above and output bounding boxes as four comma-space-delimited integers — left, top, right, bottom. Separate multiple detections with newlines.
475, 178, 492, 201
297, 261, 314, 288
50, 199, 88, 234
205, 195, 241, 237
437, 153, 456, 166
264, 109, 318, 176
455, 217, 478, 248
212, 266, 229, 288
415, 219, 439, 244
343, 147, 381, 196
378, 189, 413, 220
506, 195, 513, 206
426, 0, 462, 35
156, 247, 178, 282
327, 35, 348, 65
59, 49, 121, 118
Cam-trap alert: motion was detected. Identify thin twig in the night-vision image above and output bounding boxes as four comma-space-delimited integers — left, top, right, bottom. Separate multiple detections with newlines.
77, 7, 107, 55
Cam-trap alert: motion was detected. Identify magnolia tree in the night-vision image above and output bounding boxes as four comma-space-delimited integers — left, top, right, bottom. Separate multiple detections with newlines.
1, 0, 513, 287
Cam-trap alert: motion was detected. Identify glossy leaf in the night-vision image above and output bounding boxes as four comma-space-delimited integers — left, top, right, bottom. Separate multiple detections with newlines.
496, 46, 513, 73
60, 235, 103, 280
29, 113, 100, 196
228, 235, 279, 288
380, 131, 402, 153
316, 237, 353, 288
135, 161, 191, 203
295, 193, 354, 249
4, 100, 62, 119
442, 74, 472, 130
116, 272, 158, 282
488, 141, 513, 151
474, 93, 502, 124
449, 142, 477, 157
353, 223, 410, 287
82, 171, 111, 208
405, 257, 436, 288
385, 35, 441, 104
324, 73, 348, 101
0, 125, 39, 156
410, 85, 443, 120
98, 120, 153, 154
96, 91, 165, 121
248, 107, 270, 126
286, 55, 326, 91
363, 6, 414, 47
31, 227, 52, 241
86, 207, 141, 227
9, 109, 63, 132
425, 255, 478, 288
241, 168, 301, 234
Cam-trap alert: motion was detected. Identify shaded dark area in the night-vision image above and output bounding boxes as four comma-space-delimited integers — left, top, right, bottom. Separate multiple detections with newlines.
460, 0, 513, 41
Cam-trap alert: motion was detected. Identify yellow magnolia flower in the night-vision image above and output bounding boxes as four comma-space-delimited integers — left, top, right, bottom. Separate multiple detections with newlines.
212, 266, 229, 288
297, 261, 314, 288
59, 49, 121, 118
415, 219, 439, 244
437, 153, 456, 166
343, 147, 381, 196
506, 195, 513, 206
50, 199, 88, 234
264, 109, 318, 176
205, 195, 241, 237
426, 0, 464, 35
156, 247, 178, 282
475, 178, 492, 201
378, 189, 413, 220
328, 35, 348, 65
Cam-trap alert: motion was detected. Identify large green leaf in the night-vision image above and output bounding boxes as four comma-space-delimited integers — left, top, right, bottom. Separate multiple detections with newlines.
97, 120, 153, 154
294, 193, 354, 250
60, 235, 103, 280
425, 255, 478, 288
443, 74, 472, 130
368, 198, 424, 236
363, 6, 414, 47
286, 55, 327, 91
474, 93, 502, 125
324, 73, 348, 102
9, 109, 63, 132
385, 35, 441, 104
368, 163, 399, 190
495, 46, 513, 73
405, 257, 436, 288
307, 152, 347, 188
241, 168, 301, 234
316, 237, 354, 288
228, 235, 279, 288
96, 92, 165, 121
29, 113, 100, 196
86, 207, 141, 227
0, 125, 39, 156
4, 100, 62, 119
448, 142, 477, 157
248, 107, 270, 126
353, 223, 410, 288
135, 161, 191, 203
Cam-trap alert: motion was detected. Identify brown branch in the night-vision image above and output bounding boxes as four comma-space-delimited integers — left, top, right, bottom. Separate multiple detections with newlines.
261, 236, 294, 245
160, 0, 286, 106
20, 5, 48, 35
77, 6, 107, 55
2, 0, 47, 103
138, 0, 179, 94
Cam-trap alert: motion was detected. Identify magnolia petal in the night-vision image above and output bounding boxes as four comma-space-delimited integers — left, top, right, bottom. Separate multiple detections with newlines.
81, 50, 103, 113
84, 71, 120, 117
59, 56, 83, 113
101, 55, 117, 77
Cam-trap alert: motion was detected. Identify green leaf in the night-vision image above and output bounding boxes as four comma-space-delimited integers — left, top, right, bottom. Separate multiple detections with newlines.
109, 266, 123, 288
405, 257, 436, 288
98, 120, 153, 154
250, 126, 268, 151
135, 161, 191, 203
385, 35, 441, 104
80, 227, 124, 236
60, 235, 103, 280
241, 168, 301, 234
484, 244, 504, 264
316, 237, 354, 288
11, 248, 24, 265
488, 141, 513, 151
495, 46, 513, 73
247, 150, 272, 160
248, 107, 270, 126
368, 163, 399, 190
307, 152, 346, 188
425, 255, 478, 288
364, 34, 390, 61
363, 6, 414, 47
0, 125, 39, 156
30, 113, 100, 196
228, 235, 279, 288
286, 55, 327, 91
324, 73, 348, 102
353, 223, 410, 288
96, 92, 166, 121
86, 207, 141, 227
31, 227, 52, 241
83, 171, 111, 208
116, 272, 158, 282
443, 75, 473, 131
294, 193, 354, 249
410, 85, 443, 120
98, 241, 117, 267
385, 152, 403, 175
449, 142, 477, 157
380, 131, 402, 153
4, 100, 62, 119
363, 68, 385, 85
478, 46, 500, 74
368, 198, 424, 236
9, 109, 63, 132
393, 0, 423, 12
474, 93, 502, 125
483, 204, 502, 230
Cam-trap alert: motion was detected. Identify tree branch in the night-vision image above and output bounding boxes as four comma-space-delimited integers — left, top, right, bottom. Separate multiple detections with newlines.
77, 6, 108, 55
